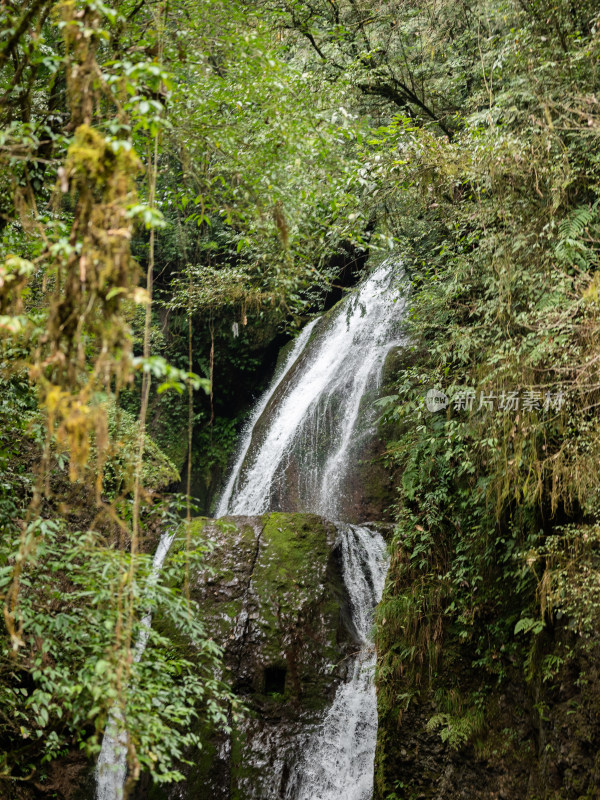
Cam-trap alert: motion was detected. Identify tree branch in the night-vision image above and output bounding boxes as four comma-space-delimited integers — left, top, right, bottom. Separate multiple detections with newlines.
357, 78, 454, 139
0, 0, 51, 69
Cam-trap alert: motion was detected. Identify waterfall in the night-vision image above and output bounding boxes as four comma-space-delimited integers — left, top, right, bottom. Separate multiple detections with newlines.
218, 258, 401, 799
219, 259, 404, 519
96, 259, 402, 799
96, 530, 176, 800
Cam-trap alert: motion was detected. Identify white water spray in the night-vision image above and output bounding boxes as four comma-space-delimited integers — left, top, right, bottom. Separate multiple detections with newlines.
96, 530, 176, 800
219, 260, 404, 519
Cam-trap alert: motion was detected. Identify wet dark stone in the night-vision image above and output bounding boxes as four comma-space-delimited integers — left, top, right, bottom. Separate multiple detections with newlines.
142, 513, 360, 800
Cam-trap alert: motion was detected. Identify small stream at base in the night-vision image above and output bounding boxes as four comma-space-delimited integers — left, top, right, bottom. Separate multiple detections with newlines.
96, 530, 176, 800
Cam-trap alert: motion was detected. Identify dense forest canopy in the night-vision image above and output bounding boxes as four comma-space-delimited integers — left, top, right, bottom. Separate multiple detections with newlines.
1, 0, 600, 796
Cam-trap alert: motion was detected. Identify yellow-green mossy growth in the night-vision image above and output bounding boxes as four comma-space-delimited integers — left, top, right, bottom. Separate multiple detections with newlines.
65, 124, 141, 202
35, 123, 145, 487
63, 124, 142, 302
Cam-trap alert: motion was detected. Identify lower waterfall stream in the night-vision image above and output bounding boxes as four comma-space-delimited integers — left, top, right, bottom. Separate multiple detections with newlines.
284, 524, 389, 800
96, 259, 401, 799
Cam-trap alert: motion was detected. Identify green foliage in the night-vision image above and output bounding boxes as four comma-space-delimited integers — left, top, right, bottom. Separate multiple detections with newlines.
426, 708, 485, 750
0, 1, 245, 790
0, 517, 232, 782
0, 366, 37, 529
103, 399, 180, 494
3, 0, 600, 795
365, 1, 600, 791
133, 356, 210, 397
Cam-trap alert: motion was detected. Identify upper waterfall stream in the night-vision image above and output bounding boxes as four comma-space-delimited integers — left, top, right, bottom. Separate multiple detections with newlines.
217, 259, 404, 520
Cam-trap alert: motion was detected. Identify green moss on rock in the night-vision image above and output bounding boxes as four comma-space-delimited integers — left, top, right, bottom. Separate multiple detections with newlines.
146, 512, 353, 800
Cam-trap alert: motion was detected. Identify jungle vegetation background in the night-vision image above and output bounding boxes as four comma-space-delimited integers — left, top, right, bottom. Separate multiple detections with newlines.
0, 0, 599, 796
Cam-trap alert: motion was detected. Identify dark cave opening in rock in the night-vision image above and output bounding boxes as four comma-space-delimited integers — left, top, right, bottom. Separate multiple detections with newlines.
264, 665, 287, 696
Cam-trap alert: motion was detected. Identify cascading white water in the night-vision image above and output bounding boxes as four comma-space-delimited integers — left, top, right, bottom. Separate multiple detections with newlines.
217, 259, 402, 800
284, 525, 388, 800
96, 530, 176, 800
217, 317, 320, 517
218, 259, 404, 520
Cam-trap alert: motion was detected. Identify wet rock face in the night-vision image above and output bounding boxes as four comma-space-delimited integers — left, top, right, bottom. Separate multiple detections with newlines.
145, 513, 356, 800
197, 513, 355, 698
374, 634, 600, 800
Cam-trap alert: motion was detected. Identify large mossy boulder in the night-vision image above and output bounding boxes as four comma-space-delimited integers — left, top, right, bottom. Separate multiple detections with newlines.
144, 512, 355, 800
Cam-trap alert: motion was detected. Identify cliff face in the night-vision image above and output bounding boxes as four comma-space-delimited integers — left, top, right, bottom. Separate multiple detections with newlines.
141, 513, 358, 800
375, 634, 600, 800
374, 554, 600, 800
